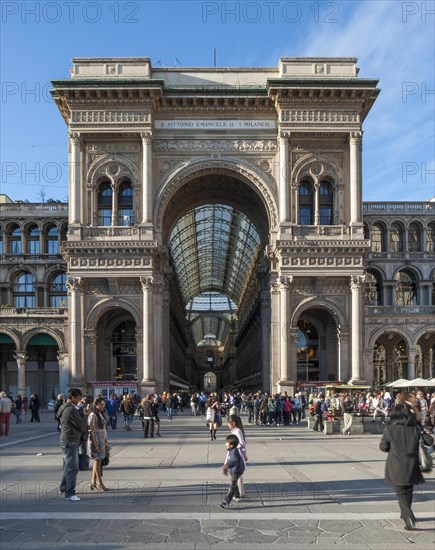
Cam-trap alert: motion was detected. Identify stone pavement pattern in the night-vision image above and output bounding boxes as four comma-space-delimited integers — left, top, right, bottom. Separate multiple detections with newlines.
0, 410, 434, 549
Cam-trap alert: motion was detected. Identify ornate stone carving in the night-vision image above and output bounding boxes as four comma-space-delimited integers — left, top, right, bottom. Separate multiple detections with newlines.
71, 110, 150, 124
87, 143, 141, 154
281, 110, 358, 123
141, 131, 152, 143
66, 276, 84, 294
350, 275, 365, 290
278, 275, 293, 289
152, 139, 277, 153
140, 276, 154, 291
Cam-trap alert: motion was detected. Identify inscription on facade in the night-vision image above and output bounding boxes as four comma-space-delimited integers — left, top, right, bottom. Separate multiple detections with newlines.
155, 120, 276, 130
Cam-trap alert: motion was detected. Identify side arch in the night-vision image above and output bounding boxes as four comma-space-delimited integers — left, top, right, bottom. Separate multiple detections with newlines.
86, 297, 142, 330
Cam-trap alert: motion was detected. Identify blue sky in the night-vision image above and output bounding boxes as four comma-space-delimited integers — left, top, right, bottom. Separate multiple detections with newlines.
1, 0, 434, 202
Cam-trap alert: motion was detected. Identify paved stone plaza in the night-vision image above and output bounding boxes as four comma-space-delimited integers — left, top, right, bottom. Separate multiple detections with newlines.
0, 411, 434, 549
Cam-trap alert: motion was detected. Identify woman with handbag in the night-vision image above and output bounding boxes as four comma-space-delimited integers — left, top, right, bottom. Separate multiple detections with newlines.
380, 401, 433, 530
87, 397, 110, 492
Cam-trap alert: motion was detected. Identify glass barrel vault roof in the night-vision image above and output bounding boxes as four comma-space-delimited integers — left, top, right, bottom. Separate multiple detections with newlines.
169, 204, 261, 347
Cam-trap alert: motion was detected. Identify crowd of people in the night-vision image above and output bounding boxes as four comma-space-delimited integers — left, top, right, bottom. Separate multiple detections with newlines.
1, 385, 434, 529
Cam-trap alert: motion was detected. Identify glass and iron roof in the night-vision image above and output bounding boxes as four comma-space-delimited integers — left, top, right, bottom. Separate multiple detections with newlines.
169, 204, 261, 347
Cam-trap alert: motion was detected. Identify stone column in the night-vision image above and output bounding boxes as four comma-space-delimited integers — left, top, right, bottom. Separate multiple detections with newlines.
333, 183, 340, 224
313, 182, 320, 225
269, 278, 281, 393
66, 276, 84, 384
290, 182, 299, 224
407, 348, 416, 380
349, 276, 365, 384
111, 183, 118, 226
279, 132, 289, 224
349, 132, 362, 224
68, 132, 81, 225
338, 328, 350, 382
57, 351, 69, 395
153, 281, 163, 391
140, 276, 156, 392
141, 132, 153, 224
87, 182, 95, 226
260, 286, 271, 393
14, 351, 27, 398
278, 275, 295, 392
162, 291, 170, 392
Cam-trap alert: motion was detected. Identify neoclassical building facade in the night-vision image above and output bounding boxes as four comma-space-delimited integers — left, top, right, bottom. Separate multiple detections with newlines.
0, 58, 434, 402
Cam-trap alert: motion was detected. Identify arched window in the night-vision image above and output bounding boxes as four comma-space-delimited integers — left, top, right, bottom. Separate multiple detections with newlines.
13, 272, 35, 307
390, 223, 403, 252
118, 180, 133, 226
319, 181, 333, 225
371, 223, 385, 252
365, 272, 381, 305
9, 226, 22, 254
299, 180, 313, 225
50, 273, 67, 307
98, 181, 112, 226
408, 222, 421, 252
426, 222, 435, 252
26, 225, 40, 254
45, 226, 59, 254
394, 271, 416, 305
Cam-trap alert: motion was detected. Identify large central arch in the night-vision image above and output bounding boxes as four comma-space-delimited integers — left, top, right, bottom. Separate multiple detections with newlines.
155, 156, 278, 242
157, 160, 276, 391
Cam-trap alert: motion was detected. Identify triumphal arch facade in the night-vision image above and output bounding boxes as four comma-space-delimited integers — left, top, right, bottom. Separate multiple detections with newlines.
51, 57, 380, 394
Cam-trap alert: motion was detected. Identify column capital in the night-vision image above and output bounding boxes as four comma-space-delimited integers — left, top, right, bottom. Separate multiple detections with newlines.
68, 131, 81, 144
140, 276, 154, 291
349, 131, 362, 144
14, 351, 27, 365
141, 131, 152, 143
279, 130, 290, 140
350, 275, 365, 291
66, 276, 84, 295
278, 275, 293, 289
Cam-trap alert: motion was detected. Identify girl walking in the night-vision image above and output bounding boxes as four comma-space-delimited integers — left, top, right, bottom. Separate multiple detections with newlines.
227, 414, 248, 499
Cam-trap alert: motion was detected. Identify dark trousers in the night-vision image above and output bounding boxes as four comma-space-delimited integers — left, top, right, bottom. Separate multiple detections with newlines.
31, 409, 40, 422
143, 418, 154, 437
224, 473, 241, 504
313, 414, 324, 432
395, 485, 415, 522
60, 442, 79, 497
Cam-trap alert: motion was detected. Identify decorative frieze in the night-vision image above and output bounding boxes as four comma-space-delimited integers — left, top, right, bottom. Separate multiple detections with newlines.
71, 110, 150, 125
281, 110, 359, 123
152, 139, 277, 153
70, 257, 151, 269
87, 143, 141, 153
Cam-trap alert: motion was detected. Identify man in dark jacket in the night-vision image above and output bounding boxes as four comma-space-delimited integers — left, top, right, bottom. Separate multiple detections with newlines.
312, 394, 325, 432
58, 388, 88, 501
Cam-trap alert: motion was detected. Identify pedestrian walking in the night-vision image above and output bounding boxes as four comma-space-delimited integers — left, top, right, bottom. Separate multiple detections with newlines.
87, 397, 110, 492
140, 395, 155, 438
57, 388, 88, 501
14, 395, 23, 424
206, 397, 222, 440
219, 434, 246, 509
380, 402, 433, 530
106, 394, 119, 430
227, 414, 248, 498
342, 395, 354, 435
312, 394, 326, 432
0, 391, 13, 436
121, 394, 135, 431
29, 394, 41, 422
